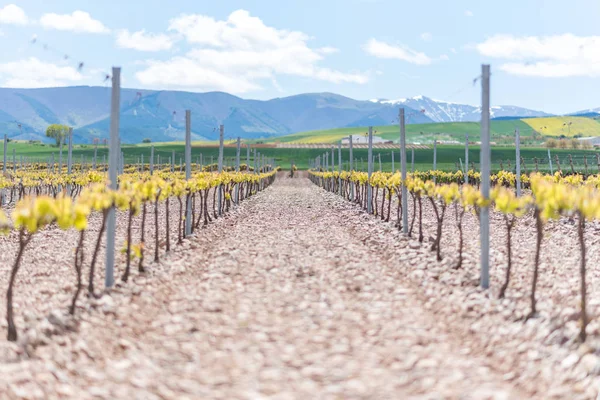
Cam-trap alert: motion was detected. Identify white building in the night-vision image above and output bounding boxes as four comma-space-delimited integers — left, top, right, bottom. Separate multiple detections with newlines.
341, 136, 390, 144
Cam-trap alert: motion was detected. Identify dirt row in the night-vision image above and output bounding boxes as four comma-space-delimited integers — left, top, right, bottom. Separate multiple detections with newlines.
0, 172, 598, 398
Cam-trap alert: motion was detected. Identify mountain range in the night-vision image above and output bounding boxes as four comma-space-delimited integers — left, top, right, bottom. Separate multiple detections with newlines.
0, 87, 573, 144
569, 107, 600, 118
369, 96, 552, 122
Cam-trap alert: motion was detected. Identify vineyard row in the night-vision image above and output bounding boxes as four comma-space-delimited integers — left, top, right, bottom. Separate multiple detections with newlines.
0, 169, 278, 342
310, 169, 600, 343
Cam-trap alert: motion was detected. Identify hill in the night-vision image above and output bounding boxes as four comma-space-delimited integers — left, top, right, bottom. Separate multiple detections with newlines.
0, 87, 553, 144
0, 88, 432, 144
371, 96, 551, 122
267, 120, 539, 146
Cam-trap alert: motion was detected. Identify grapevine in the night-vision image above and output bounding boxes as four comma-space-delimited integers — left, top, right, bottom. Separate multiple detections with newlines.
310, 168, 600, 342
2, 168, 277, 341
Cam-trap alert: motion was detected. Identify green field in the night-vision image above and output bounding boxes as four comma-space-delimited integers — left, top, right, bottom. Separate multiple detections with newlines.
3, 116, 599, 172
2, 141, 598, 173
321, 146, 599, 173
263, 120, 541, 146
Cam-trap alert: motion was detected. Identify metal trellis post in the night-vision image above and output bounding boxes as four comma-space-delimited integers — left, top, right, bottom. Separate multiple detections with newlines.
105, 67, 121, 289
480, 64, 491, 290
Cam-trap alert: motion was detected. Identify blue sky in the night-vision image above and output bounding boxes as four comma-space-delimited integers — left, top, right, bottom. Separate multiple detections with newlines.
0, 0, 599, 114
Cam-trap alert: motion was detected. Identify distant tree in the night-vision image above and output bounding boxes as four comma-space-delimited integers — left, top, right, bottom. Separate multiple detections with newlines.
45, 124, 70, 146
142, 138, 152, 143
570, 139, 581, 149
558, 139, 568, 149
545, 138, 558, 148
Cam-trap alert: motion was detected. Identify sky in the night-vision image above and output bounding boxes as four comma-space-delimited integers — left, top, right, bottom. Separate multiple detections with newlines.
0, 0, 599, 114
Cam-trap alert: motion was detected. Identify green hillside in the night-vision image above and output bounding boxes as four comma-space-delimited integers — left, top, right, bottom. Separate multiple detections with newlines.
266, 120, 542, 145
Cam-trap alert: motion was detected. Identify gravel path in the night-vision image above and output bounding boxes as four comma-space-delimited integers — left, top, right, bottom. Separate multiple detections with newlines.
0, 174, 526, 399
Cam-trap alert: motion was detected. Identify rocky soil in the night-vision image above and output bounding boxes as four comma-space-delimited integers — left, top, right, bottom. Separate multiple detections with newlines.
0, 173, 598, 398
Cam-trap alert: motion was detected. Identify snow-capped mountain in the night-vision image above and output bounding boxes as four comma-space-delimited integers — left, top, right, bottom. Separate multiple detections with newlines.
489, 105, 553, 119
569, 107, 600, 117
369, 95, 551, 122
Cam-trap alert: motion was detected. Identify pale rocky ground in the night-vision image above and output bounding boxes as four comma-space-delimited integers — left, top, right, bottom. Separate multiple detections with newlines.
0, 172, 598, 398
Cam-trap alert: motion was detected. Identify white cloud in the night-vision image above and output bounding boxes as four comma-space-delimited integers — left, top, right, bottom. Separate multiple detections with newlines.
135, 9, 367, 93
136, 57, 263, 93
362, 38, 432, 65
116, 29, 174, 51
476, 34, 600, 77
0, 4, 28, 25
0, 57, 83, 87
498, 62, 599, 77
271, 78, 284, 93
420, 32, 432, 42
465, 10, 474, 17
40, 11, 110, 34
439, 54, 449, 61
313, 67, 368, 84
450, 47, 457, 54
317, 46, 339, 54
